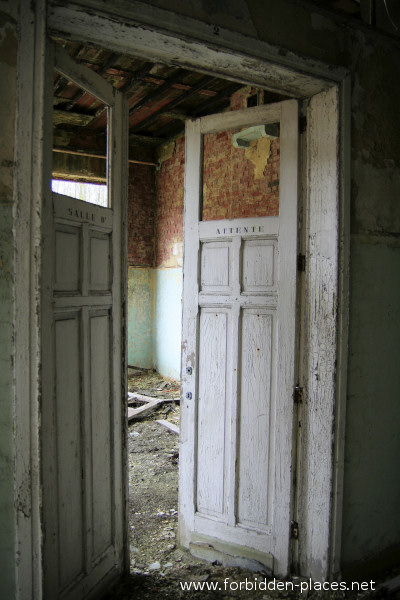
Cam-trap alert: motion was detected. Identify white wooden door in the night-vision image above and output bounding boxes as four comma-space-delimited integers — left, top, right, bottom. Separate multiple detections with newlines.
41, 45, 127, 599
179, 100, 298, 576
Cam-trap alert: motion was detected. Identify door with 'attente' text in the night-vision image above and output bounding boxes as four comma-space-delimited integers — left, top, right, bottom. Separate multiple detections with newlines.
179, 100, 298, 576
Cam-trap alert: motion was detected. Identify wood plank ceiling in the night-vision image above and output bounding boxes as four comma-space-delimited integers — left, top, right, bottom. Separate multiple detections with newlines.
52, 39, 256, 169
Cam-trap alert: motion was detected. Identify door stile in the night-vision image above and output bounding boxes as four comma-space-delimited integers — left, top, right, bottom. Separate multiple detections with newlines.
81, 303, 92, 572
273, 100, 299, 574
225, 235, 241, 527
40, 39, 59, 594
81, 225, 91, 572
180, 118, 202, 544
109, 84, 129, 572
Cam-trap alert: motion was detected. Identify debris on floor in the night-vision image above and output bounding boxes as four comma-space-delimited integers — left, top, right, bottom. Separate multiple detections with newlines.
127, 368, 181, 423
105, 368, 398, 599
156, 419, 179, 435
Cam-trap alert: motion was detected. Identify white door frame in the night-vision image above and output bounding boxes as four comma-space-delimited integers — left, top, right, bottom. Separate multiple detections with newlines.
13, 0, 350, 595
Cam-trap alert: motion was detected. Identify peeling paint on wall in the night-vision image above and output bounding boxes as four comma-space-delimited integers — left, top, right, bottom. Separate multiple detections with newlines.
157, 140, 175, 165
245, 137, 271, 179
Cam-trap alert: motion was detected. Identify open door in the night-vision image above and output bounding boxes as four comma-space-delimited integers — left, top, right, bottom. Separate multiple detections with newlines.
179, 100, 298, 576
41, 44, 127, 599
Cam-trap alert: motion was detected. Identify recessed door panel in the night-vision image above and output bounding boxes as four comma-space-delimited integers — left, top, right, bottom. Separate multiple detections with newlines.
90, 310, 113, 559
242, 239, 276, 292
200, 241, 232, 293
196, 309, 228, 516
55, 226, 81, 292
55, 313, 85, 589
237, 309, 275, 530
90, 232, 111, 292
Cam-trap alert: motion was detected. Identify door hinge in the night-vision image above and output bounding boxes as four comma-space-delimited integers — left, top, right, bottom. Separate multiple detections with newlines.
297, 253, 306, 272
293, 386, 303, 404
291, 521, 299, 540
299, 116, 307, 133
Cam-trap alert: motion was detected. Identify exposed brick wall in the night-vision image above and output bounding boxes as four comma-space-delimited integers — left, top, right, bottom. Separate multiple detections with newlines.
127, 163, 156, 267
130, 88, 281, 267
200, 85, 280, 221
155, 136, 185, 268
202, 133, 280, 220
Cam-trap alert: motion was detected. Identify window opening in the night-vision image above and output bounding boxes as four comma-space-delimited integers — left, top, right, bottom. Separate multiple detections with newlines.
53, 67, 109, 205
51, 179, 107, 206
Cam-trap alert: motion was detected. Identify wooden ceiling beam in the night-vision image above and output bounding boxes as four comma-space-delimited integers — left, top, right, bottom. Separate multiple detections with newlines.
63, 52, 119, 112
120, 62, 153, 93
129, 132, 167, 145
128, 69, 187, 117
154, 84, 241, 139
131, 75, 215, 133
191, 82, 243, 117
53, 146, 156, 166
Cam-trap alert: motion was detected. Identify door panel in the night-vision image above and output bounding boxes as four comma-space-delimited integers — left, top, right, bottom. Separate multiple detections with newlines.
55, 313, 85, 588
196, 308, 228, 517
42, 42, 127, 600
238, 309, 274, 529
180, 101, 298, 575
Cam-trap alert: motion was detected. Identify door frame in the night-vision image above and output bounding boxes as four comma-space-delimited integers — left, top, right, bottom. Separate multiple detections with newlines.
13, 0, 350, 595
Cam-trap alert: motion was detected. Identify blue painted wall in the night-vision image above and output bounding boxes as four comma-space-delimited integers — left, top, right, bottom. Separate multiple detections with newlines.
127, 267, 153, 369
153, 268, 183, 380
127, 267, 182, 380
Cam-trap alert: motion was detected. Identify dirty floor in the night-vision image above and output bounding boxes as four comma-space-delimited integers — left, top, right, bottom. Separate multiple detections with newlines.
104, 369, 398, 600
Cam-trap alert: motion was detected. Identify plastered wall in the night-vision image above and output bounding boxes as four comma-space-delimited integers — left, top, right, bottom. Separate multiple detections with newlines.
0, 0, 18, 595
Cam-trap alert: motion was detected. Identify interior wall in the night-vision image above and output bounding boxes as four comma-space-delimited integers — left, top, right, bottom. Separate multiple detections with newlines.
342, 239, 400, 568
152, 136, 185, 380
127, 163, 156, 369
341, 39, 400, 570
202, 133, 279, 220
127, 138, 184, 378
0, 1, 18, 595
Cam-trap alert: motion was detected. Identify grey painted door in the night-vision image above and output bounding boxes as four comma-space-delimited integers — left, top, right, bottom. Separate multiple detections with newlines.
41, 45, 127, 599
